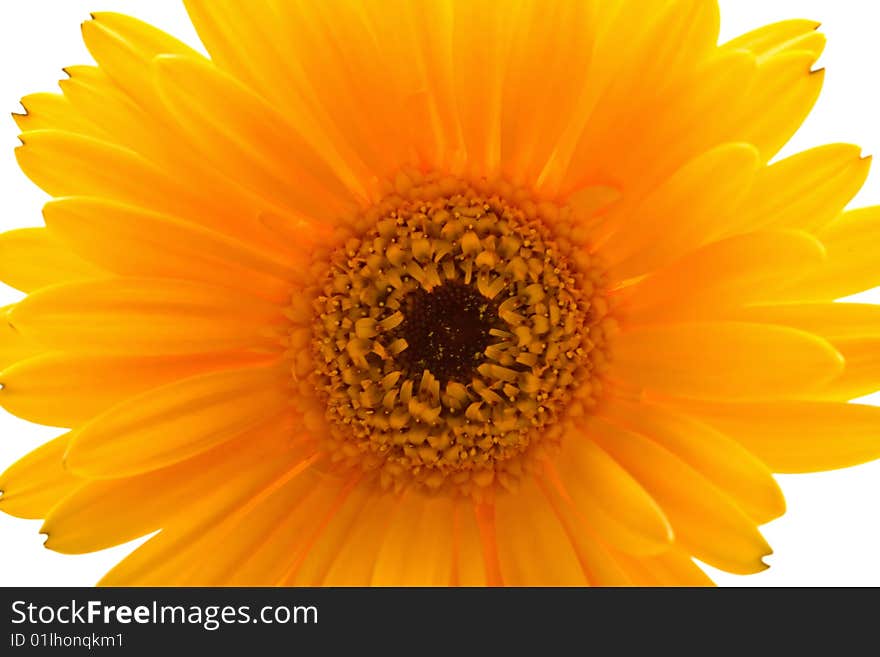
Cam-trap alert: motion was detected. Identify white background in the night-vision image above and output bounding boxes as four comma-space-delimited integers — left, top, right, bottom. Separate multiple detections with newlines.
1, 0, 880, 587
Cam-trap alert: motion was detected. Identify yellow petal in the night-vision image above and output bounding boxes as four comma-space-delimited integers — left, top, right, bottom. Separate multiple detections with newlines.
0, 227, 102, 292
0, 306, 42, 370
14, 93, 99, 135
547, 436, 673, 556
646, 552, 715, 586
55, 66, 298, 260
370, 492, 456, 586
8, 277, 285, 355
560, 0, 721, 195
97, 530, 188, 586
538, 476, 634, 586
599, 398, 785, 524
0, 433, 81, 520
730, 51, 824, 162
86, 12, 201, 62
455, 0, 524, 179
152, 54, 358, 221
386, 0, 464, 172
728, 302, 880, 339
660, 398, 880, 473
451, 499, 489, 586
780, 207, 880, 301
182, 0, 287, 92
491, 0, 603, 188
494, 478, 587, 586
185, 466, 347, 586
98, 450, 317, 585
635, 0, 720, 72
732, 144, 870, 234
614, 550, 715, 587
58, 66, 150, 149
183, 0, 377, 198
584, 49, 757, 202
81, 12, 201, 119
722, 19, 824, 61
283, 479, 371, 583
601, 143, 760, 281
288, 484, 377, 586
474, 501, 503, 586
41, 417, 306, 554
0, 351, 271, 428
609, 322, 843, 400
65, 363, 290, 478
16, 130, 204, 217
620, 230, 826, 324
321, 492, 399, 586
15, 130, 270, 249
44, 197, 299, 303
586, 417, 772, 575
815, 337, 880, 401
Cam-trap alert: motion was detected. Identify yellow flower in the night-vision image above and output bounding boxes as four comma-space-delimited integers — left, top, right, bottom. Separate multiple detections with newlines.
1, 1, 879, 586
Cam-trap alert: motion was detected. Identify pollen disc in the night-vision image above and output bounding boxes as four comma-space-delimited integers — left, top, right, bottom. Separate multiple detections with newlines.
308, 176, 612, 493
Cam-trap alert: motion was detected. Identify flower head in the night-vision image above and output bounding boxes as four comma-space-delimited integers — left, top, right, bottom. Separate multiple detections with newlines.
2, 1, 880, 586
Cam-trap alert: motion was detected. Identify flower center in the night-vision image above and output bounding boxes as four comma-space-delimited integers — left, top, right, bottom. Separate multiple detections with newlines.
394, 281, 499, 385
302, 174, 612, 495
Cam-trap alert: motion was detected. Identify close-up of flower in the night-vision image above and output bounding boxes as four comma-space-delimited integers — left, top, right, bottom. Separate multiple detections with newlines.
2, 0, 880, 587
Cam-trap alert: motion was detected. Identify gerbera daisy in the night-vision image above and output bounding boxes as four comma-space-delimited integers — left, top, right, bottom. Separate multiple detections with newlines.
2, 0, 880, 587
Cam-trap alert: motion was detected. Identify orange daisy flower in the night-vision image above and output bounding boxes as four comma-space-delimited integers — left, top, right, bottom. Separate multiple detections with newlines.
2, 1, 879, 586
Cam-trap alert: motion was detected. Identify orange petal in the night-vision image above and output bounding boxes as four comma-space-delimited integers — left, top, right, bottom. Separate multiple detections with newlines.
727, 302, 880, 339
601, 143, 759, 281
586, 417, 772, 575
614, 549, 715, 586
81, 12, 201, 119
186, 466, 349, 586
44, 197, 299, 303
451, 499, 490, 586
41, 417, 307, 554
0, 305, 42, 370
320, 492, 399, 586
538, 475, 634, 586
620, 230, 826, 324
0, 351, 272, 428
729, 50, 824, 161
609, 321, 843, 400
65, 363, 290, 478
598, 397, 785, 524
547, 436, 673, 556
370, 492, 456, 586
0, 227, 101, 292
780, 207, 880, 300
98, 450, 318, 585
8, 277, 285, 355
287, 484, 377, 587
732, 144, 869, 234
14, 92, 99, 135
0, 433, 81, 520
659, 397, 880, 473
816, 337, 880, 401
153, 54, 359, 220
721, 19, 824, 61
494, 478, 587, 585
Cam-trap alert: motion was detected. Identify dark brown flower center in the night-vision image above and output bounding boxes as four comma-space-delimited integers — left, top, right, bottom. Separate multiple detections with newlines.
300, 173, 612, 494
394, 282, 501, 385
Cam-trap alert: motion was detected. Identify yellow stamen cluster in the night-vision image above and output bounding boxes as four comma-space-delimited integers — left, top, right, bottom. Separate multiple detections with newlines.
304, 175, 611, 495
